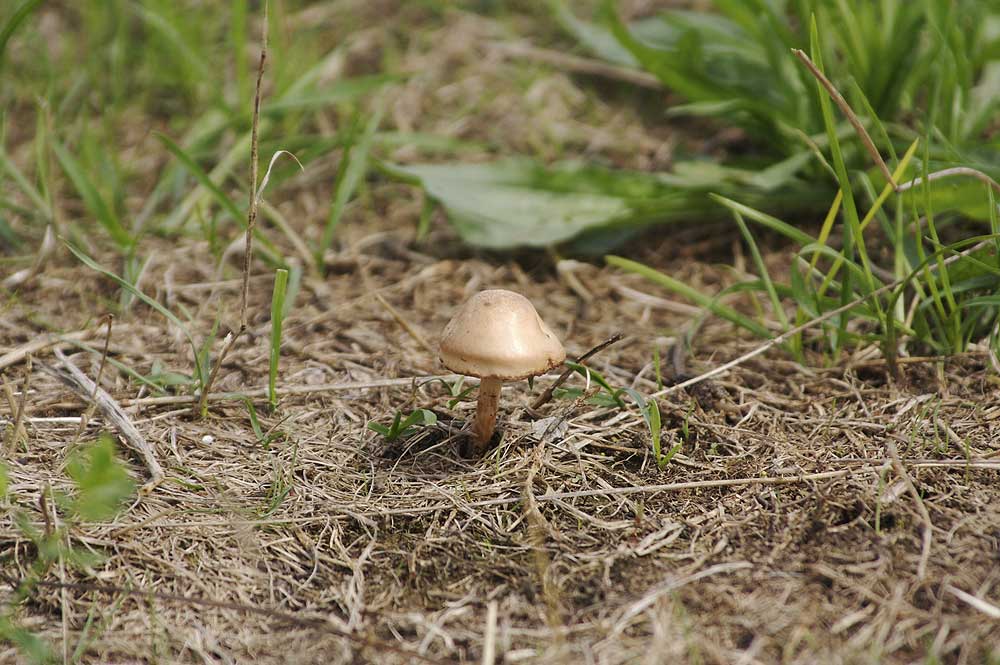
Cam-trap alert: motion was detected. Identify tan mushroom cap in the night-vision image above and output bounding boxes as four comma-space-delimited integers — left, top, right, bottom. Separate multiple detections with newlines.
440, 289, 566, 381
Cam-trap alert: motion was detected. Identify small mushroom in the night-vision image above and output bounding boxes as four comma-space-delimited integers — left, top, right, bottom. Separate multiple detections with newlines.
440, 289, 566, 454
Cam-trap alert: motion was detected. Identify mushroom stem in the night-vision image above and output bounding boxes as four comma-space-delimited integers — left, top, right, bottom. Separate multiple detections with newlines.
472, 377, 503, 452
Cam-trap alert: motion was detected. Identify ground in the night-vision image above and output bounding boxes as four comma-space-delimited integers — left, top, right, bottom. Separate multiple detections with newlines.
2, 3, 1000, 664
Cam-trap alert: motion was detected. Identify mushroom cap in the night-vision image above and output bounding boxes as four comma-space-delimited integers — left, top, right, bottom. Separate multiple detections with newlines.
440, 289, 566, 381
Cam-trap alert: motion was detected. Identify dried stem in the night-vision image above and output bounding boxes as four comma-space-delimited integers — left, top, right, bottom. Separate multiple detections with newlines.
531, 332, 624, 410
74, 313, 113, 443
4, 355, 31, 452
895, 166, 1000, 196
195, 1, 268, 418
792, 49, 895, 188
886, 439, 933, 580
45, 349, 165, 492
793, 49, 1000, 200
0, 574, 448, 665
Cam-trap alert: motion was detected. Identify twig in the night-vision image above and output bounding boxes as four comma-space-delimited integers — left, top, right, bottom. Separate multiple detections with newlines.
649, 281, 898, 399
195, 0, 269, 418
0, 330, 91, 372
945, 585, 1000, 619
895, 166, 1000, 196
241, 2, 268, 332
531, 333, 624, 410
0, 574, 448, 665
793, 49, 1000, 202
43, 349, 165, 493
2, 376, 27, 449
4, 355, 31, 452
374, 293, 436, 356
792, 49, 895, 188
482, 600, 498, 665
885, 439, 933, 580
120, 374, 467, 407
73, 314, 113, 443
492, 41, 662, 90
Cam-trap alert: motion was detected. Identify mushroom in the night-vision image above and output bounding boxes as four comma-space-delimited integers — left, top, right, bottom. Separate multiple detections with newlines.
440, 289, 566, 454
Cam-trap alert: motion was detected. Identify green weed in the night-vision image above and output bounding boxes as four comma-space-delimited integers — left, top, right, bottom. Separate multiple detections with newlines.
368, 409, 437, 442
268, 268, 289, 410
0, 435, 135, 663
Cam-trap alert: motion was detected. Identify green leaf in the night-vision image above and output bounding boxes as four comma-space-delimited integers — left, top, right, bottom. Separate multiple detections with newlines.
156, 132, 242, 222
384, 159, 713, 249
545, 0, 642, 67
607, 255, 772, 339
51, 142, 133, 248
319, 104, 383, 263
65, 242, 205, 386
0, 462, 8, 498
398, 409, 437, 432
566, 361, 626, 408
155, 132, 284, 266
0, 616, 53, 664
67, 435, 135, 522
367, 422, 392, 437
269, 268, 289, 409
0, 0, 43, 76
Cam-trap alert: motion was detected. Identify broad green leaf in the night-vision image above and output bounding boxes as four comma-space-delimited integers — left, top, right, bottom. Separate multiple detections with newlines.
385, 159, 716, 249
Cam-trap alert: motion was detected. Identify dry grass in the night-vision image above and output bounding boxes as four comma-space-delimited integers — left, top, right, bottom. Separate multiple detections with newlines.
3, 5, 1000, 665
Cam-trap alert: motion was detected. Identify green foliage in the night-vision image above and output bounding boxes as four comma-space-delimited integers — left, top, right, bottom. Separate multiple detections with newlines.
66, 435, 135, 521
0, 461, 8, 498
51, 140, 133, 251
554, 363, 679, 467
553, 0, 1000, 163
319, 104, 384, 267
421, 377, 477, 409
385, 158, 825, 250
0, 0, 43, 75
368, 409, 437, 442
65, 242, 234, 400
554, 361, 627, 408
243, 398, 285, 448
1, 434, 134, 662
268, 268, 289, 410
392, 0, 1000, 250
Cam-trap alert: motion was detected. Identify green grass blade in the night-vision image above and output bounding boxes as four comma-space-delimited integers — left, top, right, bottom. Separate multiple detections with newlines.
710, 194, 815, 246
156, 131, 284, 265
52, 141, 132, 248
731, 210, 790, 332
318, 104, 384, 265
0, 0, 43, 75
65, 241, 203, 384
607, 255, 772, 339
268, 268, 289, 409
155, 132, 242, 221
